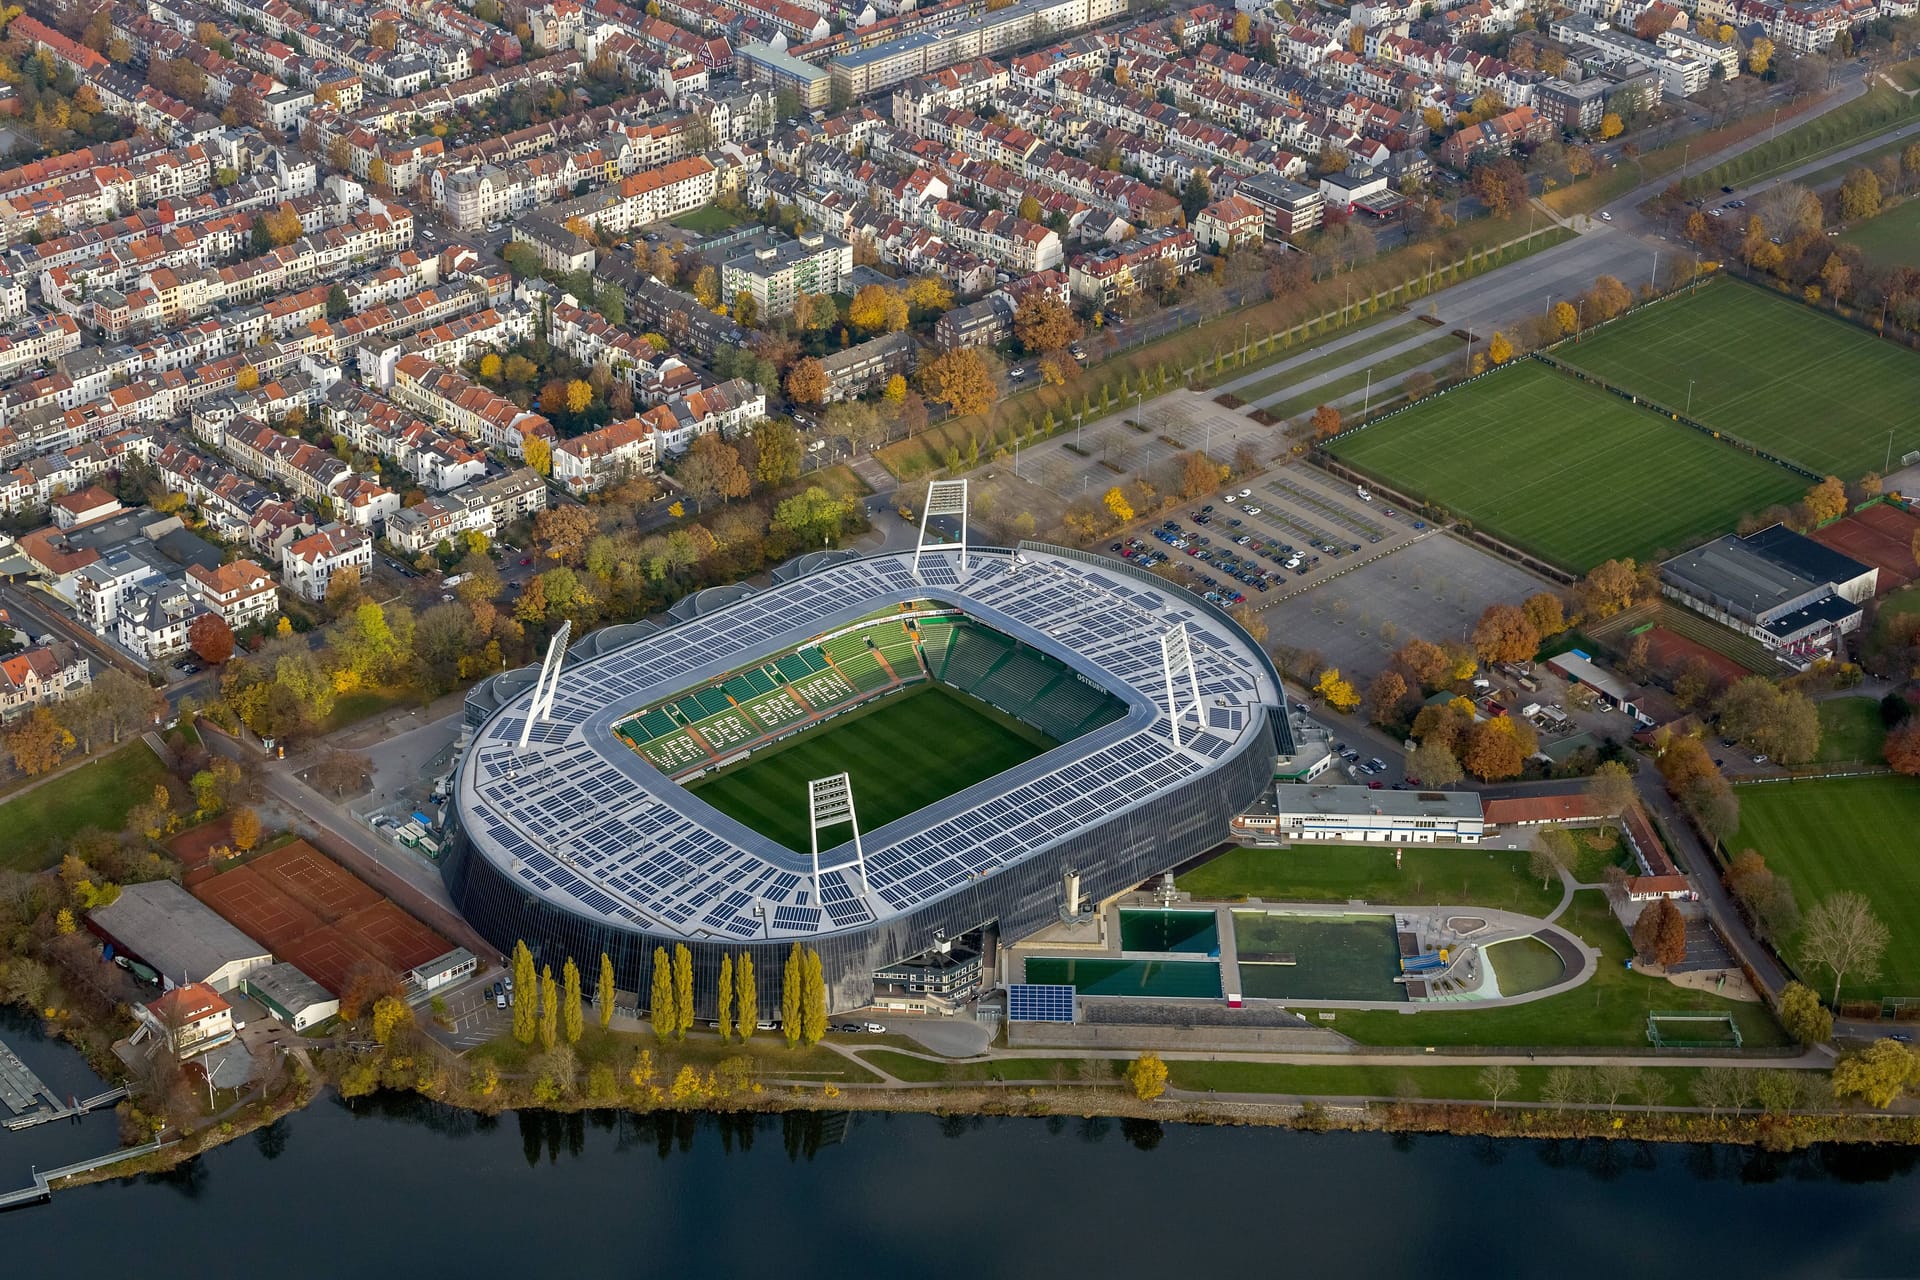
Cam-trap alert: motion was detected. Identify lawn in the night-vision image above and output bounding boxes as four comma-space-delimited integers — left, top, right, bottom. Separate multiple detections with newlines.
1257, 331, 1465, 420
0, 742, 173, 871
1684, 86, 1920, 194
1485, 936, 1566, 997
1233, 317, 1429, 401
1840, 198, 1920, 269
1176, 844, 1565, 918
1559, 279, 1920, 479
1292, 892, 1786, 1048
859, 1050, 1118, 1084
688, 683, 1054, 852
473, 1024, 880, 1083
1730, 775, 1920, 1001
670, 204, 749, 233
1326, 360, 1802, 570
1816, 697, 1887, 764
1166, 1059, 1712, 1104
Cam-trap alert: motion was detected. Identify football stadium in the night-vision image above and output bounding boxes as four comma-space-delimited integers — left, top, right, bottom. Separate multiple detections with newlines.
445, 541, 1286, 1017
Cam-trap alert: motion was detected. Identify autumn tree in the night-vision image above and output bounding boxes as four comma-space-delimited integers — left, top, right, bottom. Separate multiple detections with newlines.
562, 956, 584, 1045
1747, 35, 1773, 74
1884, 721, 1920, 775
716, 952, 734, 1042
781, 942, 803, 1047
1802, 475, 1847, 525
1310, 403, 1342, 438
800, 947, 826, 1045
1013, 294, 1083, 354
1126, 1051, 1169, 1101
904, 275, 953, 313
847, 283, 908, 333
1365, 669, 1412, 727
1407, 738, 1464, 788
511, 941, 538, 1043
751, 417, 804, 488
1552, 300, 1578, 335
918, 348, 995, 417
598, 952, 616, 1029
1178, 450, 1221, 499
6, 707, 73, 776
188, 613, 235, 664
1831, 1039, 1918, 1109
1314, 667, 1360, 712
1487, 331, 1514, 364
1521, 592, 1566, 638
1635, 896, 1688, 966
1460, 715, 1535, 781
736, 952, 756, 1039
1801, 891, 1889, 1005
673, 942, 694, 1040
784, 357, 828, 406
1582, 275, 1634, 324
1597, 112, 1623, 141
1585, 759, 1637, 836
649, 945, 675, 1042
1714, 677, 1821, 765
1103, 486, 1134, 524
539, 964, 558, 1051
1470, 603, 1540, 665
1777, 981, 1833, 1046
1575, 558, 1643, 620
675, 433, 750, 509
229, 806, 262, 852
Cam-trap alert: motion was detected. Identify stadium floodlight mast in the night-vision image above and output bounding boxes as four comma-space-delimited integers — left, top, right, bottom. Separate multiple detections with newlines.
1160, 622, 1204, 749
806, 772, 869, 895
516, 618, 573, 751
913, 478, 969, 579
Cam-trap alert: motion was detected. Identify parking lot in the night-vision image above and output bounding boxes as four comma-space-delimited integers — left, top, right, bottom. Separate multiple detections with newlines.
1264, 530, 1555, 683
436, 977, 512, 1051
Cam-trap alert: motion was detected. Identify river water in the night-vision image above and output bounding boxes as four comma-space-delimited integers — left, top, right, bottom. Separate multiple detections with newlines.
6, 1069, 1920, 1276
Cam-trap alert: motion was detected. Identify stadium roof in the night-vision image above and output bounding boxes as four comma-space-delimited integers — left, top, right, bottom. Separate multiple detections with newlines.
456, 544, 1282, 943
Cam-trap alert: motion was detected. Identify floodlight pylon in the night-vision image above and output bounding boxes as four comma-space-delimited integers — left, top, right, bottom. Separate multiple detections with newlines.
516, 619, 572, 750
914, 479, 969, 578
806, 772, 868, 894
1160, 621, 1204, 749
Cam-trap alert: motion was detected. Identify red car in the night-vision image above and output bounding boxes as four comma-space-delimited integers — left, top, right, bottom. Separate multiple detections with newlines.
519, 557, 532, 565
1367, 780, 1384, 790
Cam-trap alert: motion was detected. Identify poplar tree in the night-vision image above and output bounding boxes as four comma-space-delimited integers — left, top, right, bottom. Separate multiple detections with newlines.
511, 940, 537, 1044
736, 952, 757, 1040
562, 957, 584, 1045
673, 942, 694, 1039
716, 953, 735, 1043
781, 942, 803, 1047
801, 947, 827, 1045
649, 945, 675, 1043
597, 952, 615, 1029
539, 965, 558, 1051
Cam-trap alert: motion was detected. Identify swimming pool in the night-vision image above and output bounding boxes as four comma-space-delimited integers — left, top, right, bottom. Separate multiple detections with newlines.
1024, 957, 1224, 998
1233, 912, 1407, 1003
1118, 909, 1219, 954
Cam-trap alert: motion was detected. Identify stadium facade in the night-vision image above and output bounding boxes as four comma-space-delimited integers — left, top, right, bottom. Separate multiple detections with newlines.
445, 543, 1287, 1017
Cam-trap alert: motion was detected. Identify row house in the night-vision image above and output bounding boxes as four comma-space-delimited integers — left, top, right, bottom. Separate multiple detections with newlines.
1067, 226, 1198, 305
848, 208, 997, 294
891, 59, 1013, 136
283, 522, 374, 601
550, 415, 659, 493
1438, 103, 1551, 168
0, 432, 150, 515
547, 300, 703, 402
324, 383, 489, 490
0, 315, 83, 383
374, 305, 537, 384
383, 467, 548, 554
600, 264, 750, 361
388, 354, 557, 459
0, 643, 91, 722
316, 279, 491, 363
185, 560, 281, 631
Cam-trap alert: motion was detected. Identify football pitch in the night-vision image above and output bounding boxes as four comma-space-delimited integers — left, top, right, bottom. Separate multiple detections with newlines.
1559, 279, 1920, 479
1326, 361, 1802, 571
687, 683, 1056, 853
1731, 775, 1920, 1001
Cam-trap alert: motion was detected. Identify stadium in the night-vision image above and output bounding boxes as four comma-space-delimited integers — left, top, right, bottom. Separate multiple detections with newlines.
445, 537, 1287, 1018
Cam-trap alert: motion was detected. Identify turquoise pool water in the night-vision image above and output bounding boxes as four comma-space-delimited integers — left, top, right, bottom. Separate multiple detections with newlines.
1024, 957, 1223, 998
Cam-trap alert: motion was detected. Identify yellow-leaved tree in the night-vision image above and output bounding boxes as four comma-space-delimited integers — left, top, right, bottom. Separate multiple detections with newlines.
1315, 667, 1360, 712
1103, 486, 1134, 523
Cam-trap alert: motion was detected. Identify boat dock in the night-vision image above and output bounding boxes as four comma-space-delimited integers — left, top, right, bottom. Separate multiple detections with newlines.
0, 1139, 173, 1211
0, 1039, 59, 1117
2, 1086, 129, 1131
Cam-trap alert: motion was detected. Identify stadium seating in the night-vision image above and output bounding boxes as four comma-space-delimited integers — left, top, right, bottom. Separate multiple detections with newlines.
917, 620, 956, 671
939, 625, 1012, 689
831, 650, 893, 693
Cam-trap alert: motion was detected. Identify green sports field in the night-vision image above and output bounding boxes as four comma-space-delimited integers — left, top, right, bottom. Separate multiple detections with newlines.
1326, 361, 1802, 570
1558, 279, 1920, 478
1731, 775, 1920, 1001
1840, 199, 1920, 270
687, 683, 1055, 852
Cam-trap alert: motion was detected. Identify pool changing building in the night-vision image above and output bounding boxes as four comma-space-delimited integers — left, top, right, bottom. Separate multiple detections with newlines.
1233, 784, 1484, 845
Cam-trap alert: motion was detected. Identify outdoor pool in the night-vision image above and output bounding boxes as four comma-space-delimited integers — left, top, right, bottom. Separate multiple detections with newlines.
1023, 957, 1223, 998
1233, 912, 1407, 1003
1118, 909, 1220, 954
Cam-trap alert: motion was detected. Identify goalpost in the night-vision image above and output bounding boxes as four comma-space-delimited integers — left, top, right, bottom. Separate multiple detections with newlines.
914, 479, 969, 579
1160, 622, 1204, 749
806, 772, 868, 896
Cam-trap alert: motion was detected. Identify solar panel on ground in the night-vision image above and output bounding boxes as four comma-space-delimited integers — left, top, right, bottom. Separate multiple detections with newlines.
1007, 983, 1076, 1023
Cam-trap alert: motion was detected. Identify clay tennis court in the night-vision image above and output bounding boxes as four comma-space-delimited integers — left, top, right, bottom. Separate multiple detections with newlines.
167, 816, 235, 873
191, 842, 452, 996
1812, 503, 1920, 594
1641, 626, 1751, 686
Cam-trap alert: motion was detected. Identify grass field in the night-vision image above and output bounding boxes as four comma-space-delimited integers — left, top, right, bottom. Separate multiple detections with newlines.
1258, 332, 1464, 420
1327, 361, 1802, 570
1816, 697, 1887, 763
1685, 86, 1920, 194
1559, 280, 1920, 478
1292, 892, 1786, 1048
688, 684, 1054, 852
1176, 844, 1565, 917
670, 204, 750, 233
1731, 775, 1920, 1001
1166, 1059, 1715, 1103
0, 742, 172, 872
1841, 198, 1920, 268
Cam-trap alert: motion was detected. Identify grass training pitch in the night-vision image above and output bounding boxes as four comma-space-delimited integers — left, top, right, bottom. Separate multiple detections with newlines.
687, 683, 1055, 853
1841, 199, 1920, 269
1327, 360, 1802, 570
1730, 775, 1920, 1001
1559, 279, 1920, 479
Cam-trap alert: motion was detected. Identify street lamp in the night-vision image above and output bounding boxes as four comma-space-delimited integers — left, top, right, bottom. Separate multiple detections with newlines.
1686, 378, 1695, 414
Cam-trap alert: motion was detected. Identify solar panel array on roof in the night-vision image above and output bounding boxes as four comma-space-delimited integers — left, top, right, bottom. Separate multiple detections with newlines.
1007, 983, 1076, 1023
458, 546, 1280, 941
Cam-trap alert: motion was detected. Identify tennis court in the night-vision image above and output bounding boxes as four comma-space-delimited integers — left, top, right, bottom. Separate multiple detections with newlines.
1811, 502, 1920, 594
192, 865, 325, 950
339, 901, 450, 972
274, 926, 376, 998
252, 841, 383, 922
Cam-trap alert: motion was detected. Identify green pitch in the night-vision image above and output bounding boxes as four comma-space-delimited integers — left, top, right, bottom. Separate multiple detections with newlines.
1327, 361, 1802, 570
687, 683, 1056, 853
1840, 199, 1920, 269
1559, 279, 1920, 479
1731, 775, 1920, 1001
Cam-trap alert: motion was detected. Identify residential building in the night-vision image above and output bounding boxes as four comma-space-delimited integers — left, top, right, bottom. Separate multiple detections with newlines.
721, 232, 854, 318
186, 559, 280, 630
0, 642, 90, 721
137, 983, 237, 1060
283, 522, 374, 601
1193, 194, 1265, 254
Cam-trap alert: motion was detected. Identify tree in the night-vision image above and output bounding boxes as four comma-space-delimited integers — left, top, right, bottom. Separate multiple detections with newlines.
918, 348, 995, 417
1407, 739, 1463, 788
800, 947, 827, 1045
1310, 403, 1342, 438
562, 956, 584, 1044
1530, 833, 1571, 890
1521, 592, 1566, 639
716, 953, 734, 1042
1693, 1066, 1752, 1120
1727, 848, 1800, 942
1714, 677, 1820, 764
1884, 722, 1920, 775
784, 357, 828, 406
1803, 475, 1847, 525
752, 418, 804, 488
847, 284, 908, 334
736, 952, 756, 1039
1477, 1064, 1519, 1105
1540, 1065, 1582, 1109
1461, 716, 1535, 781
904, 275, 952, 313
691, 266, 720, 310
1552, 300, 1579, 335
1487, 331, 1514, 364
781, 942, 803, 1047
188, 613, 235, 665
1831, 1039, 1917, 1109
1586, 760, 1637, 836
539, 964, 558, 1051
1471, 603, 1540, 665
565, 379, 593, 415
1778, 981, 1833, 1046
229, 806, 262, 852
1576, 558, 1642, 620
1126, 1051, 1169, 1101
1179, 450, 1221, 499
1365, 669, 1411, 727
512, 941, 537, 1043
1103, 486, 1134, 523
1013, 295, 1082, 354
1629, 896, 1688, 966
675, 433, 750, 509
1801, 891, 1889, 1005
1315, 667, 1360, 712
673, 942, 694, 1040
598, 952, 616, 1030
772, 487, 858, 544
649, 945, 675, 1042
1597, 112, 1623, 141
6, 707, 73, 776
1747, 36, 1773, 75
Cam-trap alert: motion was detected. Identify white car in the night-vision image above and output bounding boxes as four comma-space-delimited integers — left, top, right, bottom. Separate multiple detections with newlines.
1600, 211, 1613, 221
863, 1022, 886, 1033
1237, 488, 1252, 498
1243, 505, 1261, 515
1356, 486, 1372, 501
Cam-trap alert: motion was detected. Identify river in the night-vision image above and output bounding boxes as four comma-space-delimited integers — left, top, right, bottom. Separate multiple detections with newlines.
6, 1076, 1920, 1275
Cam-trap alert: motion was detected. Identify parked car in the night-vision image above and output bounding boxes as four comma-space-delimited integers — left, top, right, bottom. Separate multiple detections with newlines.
863, 1022, 886, 1033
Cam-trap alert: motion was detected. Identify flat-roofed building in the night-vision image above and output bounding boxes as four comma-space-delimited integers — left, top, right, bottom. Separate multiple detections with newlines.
1234, 783, 1484, 845
244, 962, 339, 1031
89, 880, 273, 994
1661, 524, 1876, 658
